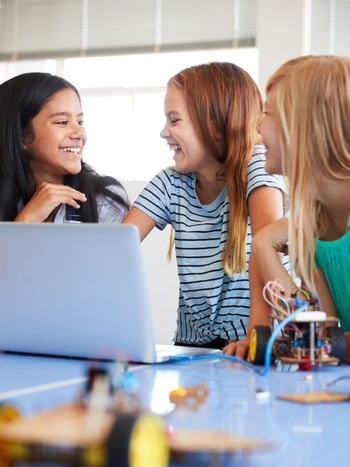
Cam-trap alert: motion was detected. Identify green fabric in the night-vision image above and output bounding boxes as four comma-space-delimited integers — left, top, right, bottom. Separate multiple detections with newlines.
315, 217, 350, 331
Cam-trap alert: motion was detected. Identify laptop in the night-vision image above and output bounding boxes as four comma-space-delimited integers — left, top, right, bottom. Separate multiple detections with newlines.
0, 222, 220, 363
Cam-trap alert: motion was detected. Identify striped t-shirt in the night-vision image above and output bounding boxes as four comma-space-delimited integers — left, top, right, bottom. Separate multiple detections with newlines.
134, 146, 285, 345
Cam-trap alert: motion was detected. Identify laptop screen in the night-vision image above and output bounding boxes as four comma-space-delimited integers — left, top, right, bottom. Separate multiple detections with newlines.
0, 223, 158, 363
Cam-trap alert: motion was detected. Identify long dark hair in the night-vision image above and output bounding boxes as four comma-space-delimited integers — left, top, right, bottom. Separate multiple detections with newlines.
0, 72, 129, 221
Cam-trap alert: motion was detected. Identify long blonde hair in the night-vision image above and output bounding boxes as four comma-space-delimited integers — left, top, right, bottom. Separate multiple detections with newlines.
267, 55, 350, 289
168, 62, 263, 275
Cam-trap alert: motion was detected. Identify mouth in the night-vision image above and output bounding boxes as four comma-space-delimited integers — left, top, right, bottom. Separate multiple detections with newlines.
61, 147, 82, 155
168, 144, 181, 154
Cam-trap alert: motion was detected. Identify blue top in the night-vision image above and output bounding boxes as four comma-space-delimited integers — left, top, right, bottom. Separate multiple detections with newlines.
134, 146, 286, 345
315, 216, 350, 331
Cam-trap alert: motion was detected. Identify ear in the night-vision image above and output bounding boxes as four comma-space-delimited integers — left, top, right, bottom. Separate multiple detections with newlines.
213, 129, 224, 141
211, 121, 224, 141
21, 137, 29, 151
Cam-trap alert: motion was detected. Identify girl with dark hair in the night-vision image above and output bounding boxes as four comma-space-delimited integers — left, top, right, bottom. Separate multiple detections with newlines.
0, 72, 129, 223
123, 62, 288, 357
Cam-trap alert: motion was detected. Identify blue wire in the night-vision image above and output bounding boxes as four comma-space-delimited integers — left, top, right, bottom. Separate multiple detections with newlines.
169, 304, 308, 376
262, 303, 308, 375
169, 353, 266, 375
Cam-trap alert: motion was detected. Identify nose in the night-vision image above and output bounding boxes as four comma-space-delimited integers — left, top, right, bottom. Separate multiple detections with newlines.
70, 122, 87, 141
257, 112, 265, 135
160, 122, 170, 139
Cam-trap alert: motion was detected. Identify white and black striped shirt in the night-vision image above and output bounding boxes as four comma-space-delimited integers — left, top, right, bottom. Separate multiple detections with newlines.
134, 146, 286, 345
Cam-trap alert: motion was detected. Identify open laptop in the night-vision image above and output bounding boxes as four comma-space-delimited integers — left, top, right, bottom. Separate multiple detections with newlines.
0, 223, 220, 363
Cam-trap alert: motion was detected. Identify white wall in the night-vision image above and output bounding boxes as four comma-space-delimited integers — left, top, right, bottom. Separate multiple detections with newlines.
256, 0, 311, 92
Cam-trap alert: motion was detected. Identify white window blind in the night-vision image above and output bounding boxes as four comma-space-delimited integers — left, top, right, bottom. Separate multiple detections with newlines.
0, 0, 256, 60
310, 0, 350, 55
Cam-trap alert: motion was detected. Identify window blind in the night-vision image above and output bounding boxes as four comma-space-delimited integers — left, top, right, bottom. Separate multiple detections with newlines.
0, 0, 256, 60
310, 0, 350, 55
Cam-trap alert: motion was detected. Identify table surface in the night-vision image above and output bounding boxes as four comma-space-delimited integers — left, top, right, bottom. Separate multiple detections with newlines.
0, 352, 349, 467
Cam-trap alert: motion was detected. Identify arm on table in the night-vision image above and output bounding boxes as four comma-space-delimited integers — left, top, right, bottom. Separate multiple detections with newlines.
224, 186, 284, 359
248, 217, 350, 359
250, 217, 295, 293
252, 219, 338, 315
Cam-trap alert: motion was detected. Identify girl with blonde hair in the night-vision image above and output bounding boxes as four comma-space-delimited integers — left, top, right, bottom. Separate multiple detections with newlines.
253, 55, 350, 355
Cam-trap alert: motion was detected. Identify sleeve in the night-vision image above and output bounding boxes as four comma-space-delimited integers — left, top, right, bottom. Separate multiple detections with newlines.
246, 145, 286, 199
97, 185, 129, 224
133, 170, 173, 230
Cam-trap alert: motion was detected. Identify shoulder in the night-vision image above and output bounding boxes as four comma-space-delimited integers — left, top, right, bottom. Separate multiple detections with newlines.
96, 183, 129, 223
155, 167, 194, 183
142, 167, 195, 194
247, 145, 285, 192
247, 145, 267, 170
96, 194, 129, 223
105, 182, 128, 199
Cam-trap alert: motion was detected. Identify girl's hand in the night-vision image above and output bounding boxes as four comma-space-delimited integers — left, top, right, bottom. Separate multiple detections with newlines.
223, 338, 250, 360
14, 182, 87, 223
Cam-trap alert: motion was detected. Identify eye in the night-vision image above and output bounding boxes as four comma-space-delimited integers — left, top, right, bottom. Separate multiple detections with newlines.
170, 118, 179, 125
78, 120, 84, 126
56, 120, 68, 125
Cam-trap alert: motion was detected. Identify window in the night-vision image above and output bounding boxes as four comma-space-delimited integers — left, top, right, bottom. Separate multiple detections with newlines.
0, 47, 258, 181
310, 0, 350, 55
66, 48, 259, 181
1, 1, 349, 181
0, 0, 256, 59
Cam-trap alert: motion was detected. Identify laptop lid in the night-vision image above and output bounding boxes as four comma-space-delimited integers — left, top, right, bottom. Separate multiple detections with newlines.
0, 222, 160, 363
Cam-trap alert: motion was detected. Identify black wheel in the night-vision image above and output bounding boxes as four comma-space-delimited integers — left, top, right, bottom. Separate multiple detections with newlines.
327, 326, 346, 363
249, 326, 271, 365
106, 412, 168, 467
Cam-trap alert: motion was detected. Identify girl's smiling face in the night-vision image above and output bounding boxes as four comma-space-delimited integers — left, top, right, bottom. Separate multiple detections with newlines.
23, 88, 87, 185
259, 87, 284, 175
160, 84, 221, 178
